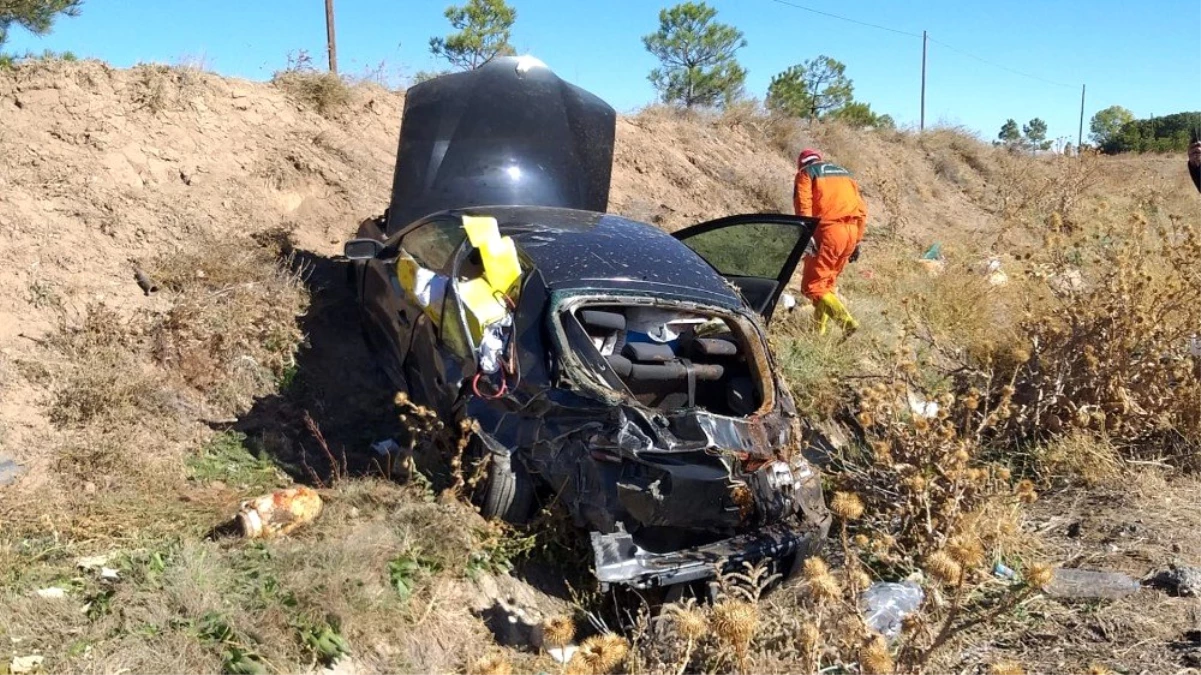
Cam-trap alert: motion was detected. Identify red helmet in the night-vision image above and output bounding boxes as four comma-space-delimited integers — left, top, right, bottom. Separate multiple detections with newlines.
798, 148, 823, 168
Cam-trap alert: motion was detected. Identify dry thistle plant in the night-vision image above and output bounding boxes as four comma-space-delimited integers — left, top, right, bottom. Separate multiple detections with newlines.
660, 598, 708, 675
1003, 214, 1201, 464
542, 615, 577, 650
712, 600, 759, 673
568, 633, 629, 675
393, 392, 484, 493
471, 651, 515, 675
813, 336, 1049, 672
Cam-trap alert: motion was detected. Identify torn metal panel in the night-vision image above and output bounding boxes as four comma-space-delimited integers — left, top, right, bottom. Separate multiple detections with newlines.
591, 520, 827, 590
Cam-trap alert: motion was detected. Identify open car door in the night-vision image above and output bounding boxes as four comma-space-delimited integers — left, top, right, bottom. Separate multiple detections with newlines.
672, 214, 819, 323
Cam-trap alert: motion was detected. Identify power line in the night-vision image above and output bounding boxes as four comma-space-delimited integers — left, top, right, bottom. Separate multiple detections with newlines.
926, 36, 1074, 89
764, 0, 1076, 90
764, 0, 923, 39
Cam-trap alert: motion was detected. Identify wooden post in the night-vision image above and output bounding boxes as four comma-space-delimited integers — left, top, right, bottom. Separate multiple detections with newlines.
325, 0, 338, 74
1077, 83, 1085, 149
920, 30, 927, 132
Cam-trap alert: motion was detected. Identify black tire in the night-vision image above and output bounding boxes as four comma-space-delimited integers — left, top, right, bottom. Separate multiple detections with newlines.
479, 451, 534, 525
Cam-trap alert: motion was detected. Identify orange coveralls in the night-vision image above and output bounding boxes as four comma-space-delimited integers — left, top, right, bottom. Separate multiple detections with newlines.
793, 161, 867, 302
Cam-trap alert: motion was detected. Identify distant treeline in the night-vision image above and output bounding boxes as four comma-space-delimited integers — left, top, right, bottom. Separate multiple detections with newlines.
1101, 112, 1201, 154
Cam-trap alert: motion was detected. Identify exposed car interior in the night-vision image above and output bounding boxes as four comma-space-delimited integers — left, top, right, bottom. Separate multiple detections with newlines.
561, 303, 765, 417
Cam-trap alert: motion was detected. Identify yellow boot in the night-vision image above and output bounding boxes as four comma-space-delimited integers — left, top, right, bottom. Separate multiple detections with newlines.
812, 298, 831, 335
816, 292, 859, 337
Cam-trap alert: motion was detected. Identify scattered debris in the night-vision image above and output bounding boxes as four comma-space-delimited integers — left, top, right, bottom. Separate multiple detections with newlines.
10, 655, 44, 675
34, 587, 67, 600
862, 581, 924, 641
317, 655, 362, 675
237, 486, 323, 539
133, 267, 159, 295
76, 554, 111, 571
548, 645, 578, 664
371, 438, 402, 456
1047, 267, 1085, 295
1042, 568, 1141, 599
917, 242, 946, 276
993, 562, 1016, 580
1147, 564, 1201, 597
907, 390, 940, 419
0, 453, 22, 486
980, 257, 1009, 286
100, 567, 120, 582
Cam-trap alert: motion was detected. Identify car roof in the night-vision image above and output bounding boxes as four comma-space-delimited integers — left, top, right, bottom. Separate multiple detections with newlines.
468, 205, 744, 309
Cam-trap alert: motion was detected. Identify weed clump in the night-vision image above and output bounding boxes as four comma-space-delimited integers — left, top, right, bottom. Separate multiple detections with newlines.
273, 70, 352, 118
999, 217, 1201, 463
148, 233, 308, 416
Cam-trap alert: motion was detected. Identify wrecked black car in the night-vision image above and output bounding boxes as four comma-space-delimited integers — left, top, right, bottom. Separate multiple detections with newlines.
344, 56, 830, 590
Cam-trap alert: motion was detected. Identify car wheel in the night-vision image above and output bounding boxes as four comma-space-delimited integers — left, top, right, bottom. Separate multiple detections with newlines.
478, 449, 534, 525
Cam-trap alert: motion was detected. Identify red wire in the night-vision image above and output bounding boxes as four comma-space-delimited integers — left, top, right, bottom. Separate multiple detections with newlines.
472, 364, 508, 399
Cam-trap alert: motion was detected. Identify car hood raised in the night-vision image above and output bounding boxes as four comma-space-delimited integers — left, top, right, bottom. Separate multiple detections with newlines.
386, 56, 617, 232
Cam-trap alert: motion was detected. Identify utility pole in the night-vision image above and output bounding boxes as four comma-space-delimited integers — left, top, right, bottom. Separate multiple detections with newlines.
325, 0, 338, 74
1077, 83, 1085, 149
920, 30, 928, 132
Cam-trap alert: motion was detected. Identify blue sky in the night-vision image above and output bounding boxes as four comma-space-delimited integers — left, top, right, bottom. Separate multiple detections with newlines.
6, 0, 1200, 143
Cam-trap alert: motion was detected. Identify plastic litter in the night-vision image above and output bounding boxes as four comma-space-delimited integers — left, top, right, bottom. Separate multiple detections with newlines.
625, 307, 707, 345
10, 655, 44, 675
917, 242, 946, 276
1042, 568, 1140, 599
906, 390, 940, 419
862, 581, 924, 640
371, 439, 402, 456
237, 486, 323, 539
396, 252, 448, 324
35, 587, 66, 599
1189, 335, 1201, 358
548, 645, 578, 664
1147, 564, 1201, 597
981, 258, 1009, 286
76, 554, 111, 571
0, 453, 22, 486
993, 562, 1016, 580
478, 316, 512, 374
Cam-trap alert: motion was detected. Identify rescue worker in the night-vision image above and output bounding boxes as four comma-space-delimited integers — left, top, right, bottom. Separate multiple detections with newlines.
1187, 140, 1200, 193
793, 148, 867, 336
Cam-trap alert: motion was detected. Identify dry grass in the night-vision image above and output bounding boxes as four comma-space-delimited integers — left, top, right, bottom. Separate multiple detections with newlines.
129, 62, 207, 114
147, 233, 308, 416
273, 70, 353, 118
0, 479, 505, 674
982, 212, 1200, 464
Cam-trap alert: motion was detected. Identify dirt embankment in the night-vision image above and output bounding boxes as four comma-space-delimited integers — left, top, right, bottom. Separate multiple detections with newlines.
3, 59, 1199, 675
0, 59, 1013, 456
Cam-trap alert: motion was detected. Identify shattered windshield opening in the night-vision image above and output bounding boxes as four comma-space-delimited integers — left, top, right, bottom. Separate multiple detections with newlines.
550, 294, 772, 418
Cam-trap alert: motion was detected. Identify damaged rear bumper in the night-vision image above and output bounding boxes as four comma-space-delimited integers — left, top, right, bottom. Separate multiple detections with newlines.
590, 519, 828, 590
